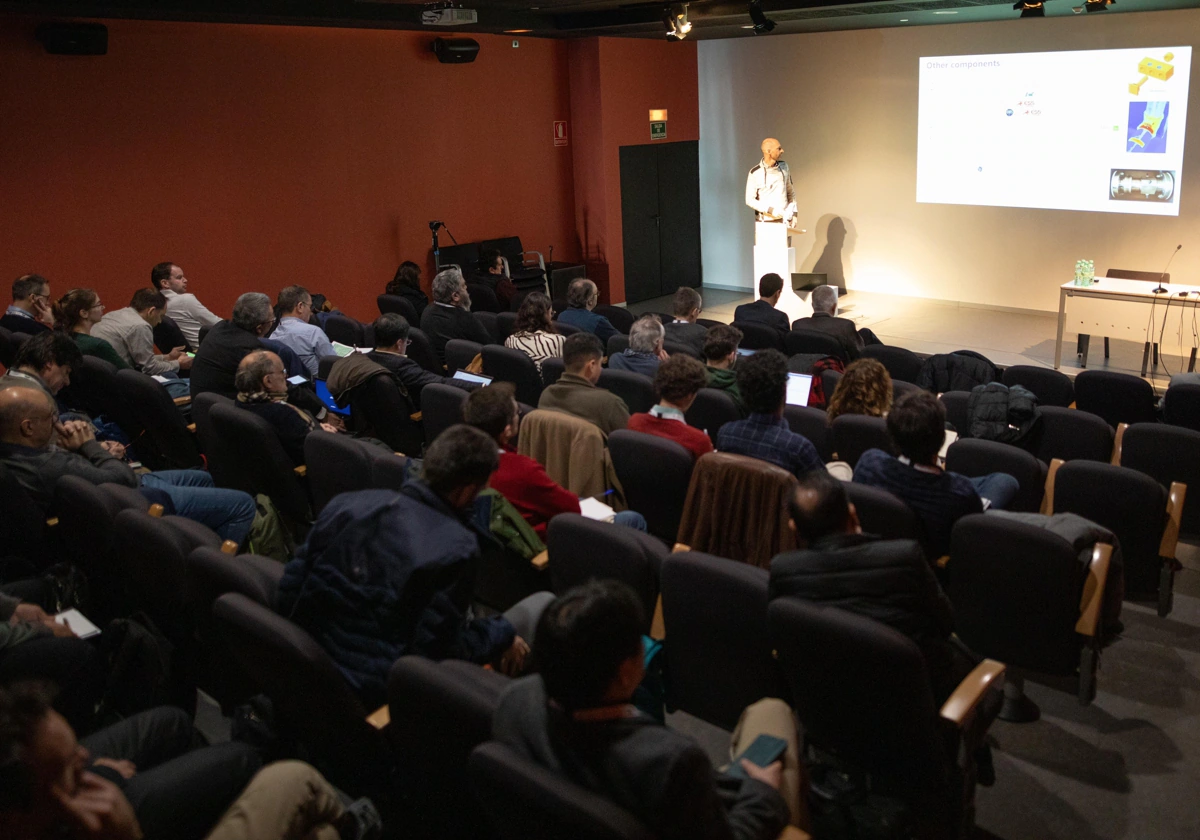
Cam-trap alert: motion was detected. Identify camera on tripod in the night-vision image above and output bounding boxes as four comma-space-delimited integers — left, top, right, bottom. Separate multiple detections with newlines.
428, 220, 445, 232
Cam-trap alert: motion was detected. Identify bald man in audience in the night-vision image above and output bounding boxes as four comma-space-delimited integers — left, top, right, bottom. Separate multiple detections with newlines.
235, 351, 338, 467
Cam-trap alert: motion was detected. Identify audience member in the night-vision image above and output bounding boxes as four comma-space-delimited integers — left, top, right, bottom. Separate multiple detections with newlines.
717, 349, 823, 477
190, 293, 329, 419
853, 389, 1020, 558
463, 384, 646, 535
555, 279, 618, 343
270, 286, 335, 378
663, 286, 708, 356
703, 324, 746, 412
152, 262, 221, 350
627, 354, 714, 460
366, 314, 473, 402
419, 267, 490, 367
235, 351, 337, 467
733, 273, 790, 332
503, 292, 564, 373
52, 289, 129, 370
0, 681, 262, 840
0, 385, 257, 545
609, 315, 667, 376
791, 284, 862, 360
471, 249, 516, 310
276, 425, 554, 707
2, 275, 54, 336
826, 358, 892, 422
0, 332, 82, 403
494, 580, 800, 839
769, 470, 978, 704
91, 289, 192, 378
537, 333, 630, 435
385, 260, 428, 318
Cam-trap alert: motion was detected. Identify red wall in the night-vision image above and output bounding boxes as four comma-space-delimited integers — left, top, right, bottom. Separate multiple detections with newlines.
0, 16, 577, 321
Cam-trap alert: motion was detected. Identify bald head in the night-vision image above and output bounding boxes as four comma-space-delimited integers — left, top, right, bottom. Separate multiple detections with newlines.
760, 138, 783, 165
0, 386, 55, 448
786, 470, 860, 547
235, 350, 286, 395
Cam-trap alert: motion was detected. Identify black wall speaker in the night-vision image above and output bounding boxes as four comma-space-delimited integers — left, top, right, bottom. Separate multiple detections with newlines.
431, 38, 479, 64
37, 22, 108, 55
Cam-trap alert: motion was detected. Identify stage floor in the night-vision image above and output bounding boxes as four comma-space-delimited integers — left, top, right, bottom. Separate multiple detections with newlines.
629, 287, 1191, 392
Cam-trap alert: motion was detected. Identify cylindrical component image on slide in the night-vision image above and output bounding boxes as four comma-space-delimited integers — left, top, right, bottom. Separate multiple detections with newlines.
1109, 169, 1175, 202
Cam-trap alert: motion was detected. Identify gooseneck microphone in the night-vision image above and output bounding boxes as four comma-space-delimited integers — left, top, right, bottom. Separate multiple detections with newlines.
1153, 243, 1182, 294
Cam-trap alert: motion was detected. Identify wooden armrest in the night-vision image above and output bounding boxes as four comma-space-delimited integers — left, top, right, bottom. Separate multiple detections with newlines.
778, 827, 812, 840
530, 549, 549, 570
186, 423, 196, 433
220, 540, 239, 555
366, 704, 391, 730
173, 396, 192, 407
671, 543, 691, 553
410, 411, 422, 422
148, 503, 164, 518
939, 658, 1005, 726
293, 465, 307, 477
935, 554, 950, 569
45, 516, 59, 527
1041, 458, 1063, 515
1111, 423, 1128, 465
1075, 542, 1112, 637
1159, 481, 1187, 559
650, 594, 666, 641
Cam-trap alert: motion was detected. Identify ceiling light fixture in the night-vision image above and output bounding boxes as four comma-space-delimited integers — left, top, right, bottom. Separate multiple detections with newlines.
1084, 0, 1114, 10
664, 2, 692, 39
748, 0, 776, 34
1013, 0, 1045, 17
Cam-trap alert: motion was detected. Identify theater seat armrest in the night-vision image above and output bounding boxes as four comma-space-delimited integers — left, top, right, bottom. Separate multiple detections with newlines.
1041, 458, 1064, 515
293, 465, 307, 477
220, 540, 239, 555
186, 423, 196, 432
778, 827, 812, 840
939, 659, 1005, 727
45, 517, 59, 527
366, 705, 391, 730
1075, 542, 1113, 637
1112, 423, 1128, 465
935, 555, 949, 569
173, 396, 192, 407
148, 504, 164, 518
672, 543, 691, 553
1159, 481, 1187, 559
530, 550, 549, 570
410, 411, 422, 422
650, 594, 666, 641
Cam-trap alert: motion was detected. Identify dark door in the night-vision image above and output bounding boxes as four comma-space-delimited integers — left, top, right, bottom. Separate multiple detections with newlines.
619, 140, 701, 305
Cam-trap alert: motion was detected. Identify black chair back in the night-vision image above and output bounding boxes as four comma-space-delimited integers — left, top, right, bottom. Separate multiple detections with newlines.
821, 368, 842, 404
1055, 460, 1166, 597
210, 402, 311, 523
608, 430, 694, 543
1023, 405, 1113, 463
496, 311, 518, 342
540, 357, 566, 387
444, 339, 483, 375
348, 375, 425, 456
192, 392, 255, 493
939, 391, 970, 436
387, 658, 511, 839
893, 379, 921, 402
606, 335, 630, 357
153, 314, 191, 353
554, 321, 582, 336
53, 477, 149, 614
406, 328, 442, 374
661, 552, 786, 730
323, 313, 365, 347
1001, 365, 1074, 408
57, 356, 140, 441
377, 294, 419, 323
316, 355, 338, 380
1074, 370, 1157, 428
304, 433, 378, 514
593, 304, 634, 335
662, 339, 700, 359
482, 345, 544, 405
945, 438, 1048, 513
731, 321, 784, 351
844, 483, 922, 542
114, 369, 203, 470
783, 404, 832, 462
0, 325, 15, 367
1120, 422, 1200, 534
1164, 381, 1200, 432
684, 388, 741, 448
473, 310, 500, 343
831, 414, 894, 467
785, 327, 846, 359
596, 369, 656, 414
420, 383, 468, 447
467, 284, 503, 314
862, 344, 923, 383
370, 450, 410, 490
469, 742, 656, 840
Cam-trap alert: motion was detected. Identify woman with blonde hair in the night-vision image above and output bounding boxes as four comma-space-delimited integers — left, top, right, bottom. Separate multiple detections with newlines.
826, 358, 892, 422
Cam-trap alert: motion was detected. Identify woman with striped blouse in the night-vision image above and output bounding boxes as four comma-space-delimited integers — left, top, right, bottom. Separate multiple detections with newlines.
505, 292, 566, 372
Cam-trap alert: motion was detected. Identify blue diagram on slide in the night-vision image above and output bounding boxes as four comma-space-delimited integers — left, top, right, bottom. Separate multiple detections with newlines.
1128, 101, 1169, 153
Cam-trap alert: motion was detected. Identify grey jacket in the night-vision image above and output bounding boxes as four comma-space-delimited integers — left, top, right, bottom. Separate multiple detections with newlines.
0, 439, 137, 509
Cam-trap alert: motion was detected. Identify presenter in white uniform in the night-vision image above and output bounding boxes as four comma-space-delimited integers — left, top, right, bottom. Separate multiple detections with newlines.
745, 138, 810, 322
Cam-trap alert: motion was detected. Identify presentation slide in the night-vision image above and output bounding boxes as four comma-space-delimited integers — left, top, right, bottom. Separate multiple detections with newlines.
917, 47, 1191, 216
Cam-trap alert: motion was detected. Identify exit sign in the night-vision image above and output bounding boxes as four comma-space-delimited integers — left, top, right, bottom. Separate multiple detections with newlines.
650, 121, 667, 141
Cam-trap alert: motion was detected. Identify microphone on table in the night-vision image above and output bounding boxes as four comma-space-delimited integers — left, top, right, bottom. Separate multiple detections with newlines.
1153, 244, 1182, 294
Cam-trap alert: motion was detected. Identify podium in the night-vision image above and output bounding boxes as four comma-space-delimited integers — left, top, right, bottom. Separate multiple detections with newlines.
753, 221, 811, 324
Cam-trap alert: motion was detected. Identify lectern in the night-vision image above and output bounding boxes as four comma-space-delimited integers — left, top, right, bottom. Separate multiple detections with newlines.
753, 222, 811, 324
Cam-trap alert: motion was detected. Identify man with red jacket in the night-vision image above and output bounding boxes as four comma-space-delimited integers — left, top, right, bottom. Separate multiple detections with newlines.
462, 383, 646, 536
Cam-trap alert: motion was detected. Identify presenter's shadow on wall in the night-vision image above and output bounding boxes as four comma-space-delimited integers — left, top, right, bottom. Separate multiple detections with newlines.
798, 213, 855, 295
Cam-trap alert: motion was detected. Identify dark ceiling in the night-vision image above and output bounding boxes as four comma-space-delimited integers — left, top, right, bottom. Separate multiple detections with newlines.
2, 0, 1197, 40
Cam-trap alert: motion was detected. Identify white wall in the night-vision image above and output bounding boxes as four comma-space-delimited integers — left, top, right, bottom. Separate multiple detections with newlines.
699, 11, 1200, 312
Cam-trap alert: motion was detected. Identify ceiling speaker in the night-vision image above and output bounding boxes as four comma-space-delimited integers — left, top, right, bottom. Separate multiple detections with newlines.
36, 22, 108, 55
432, 37, 479, 64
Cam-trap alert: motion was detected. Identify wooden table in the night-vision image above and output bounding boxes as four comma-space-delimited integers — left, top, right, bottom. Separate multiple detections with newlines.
1054, 279, 1200, 374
